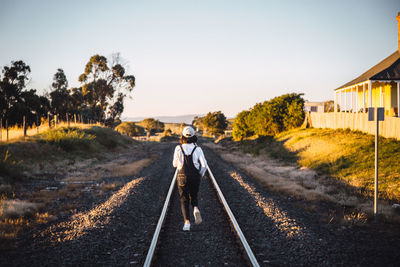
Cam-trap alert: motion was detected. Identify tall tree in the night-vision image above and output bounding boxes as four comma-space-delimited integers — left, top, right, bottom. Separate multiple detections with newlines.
13, 89, 50, 126
78, 54, 135, 122
49, 68, 70, 119
0, 60, 32, 125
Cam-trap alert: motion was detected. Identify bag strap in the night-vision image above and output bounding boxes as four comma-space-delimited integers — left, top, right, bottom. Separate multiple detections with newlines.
190, 145, 197, 156
179, 144, 197, 156
179, 144, 185, 156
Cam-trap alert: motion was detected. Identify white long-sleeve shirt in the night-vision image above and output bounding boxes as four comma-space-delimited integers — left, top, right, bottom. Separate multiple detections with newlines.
173, 143, 208, 177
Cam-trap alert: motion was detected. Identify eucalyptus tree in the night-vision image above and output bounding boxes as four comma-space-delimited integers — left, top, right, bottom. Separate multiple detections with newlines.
49, 68, 70, 119
0, 60, 31, 125
78, 54, 135, 122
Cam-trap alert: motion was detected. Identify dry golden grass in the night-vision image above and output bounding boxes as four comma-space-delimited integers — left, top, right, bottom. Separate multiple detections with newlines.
215, 149, 335, 203
0, 211, 56, 248
0, 194, 56, 245
0, 217, 30, 240
0, 122, 97, 143
343, 211, 368, 225
35, 212, 57, 224
276, 128, 400, 203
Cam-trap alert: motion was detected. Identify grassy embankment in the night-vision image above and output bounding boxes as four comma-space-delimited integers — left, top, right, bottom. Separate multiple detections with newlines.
0, 126, 134, 184
240, 128, 400, 203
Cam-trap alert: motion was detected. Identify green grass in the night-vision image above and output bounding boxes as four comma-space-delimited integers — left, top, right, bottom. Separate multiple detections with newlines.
39, 127, 96, 152
267, 128, 400, 202
35, 126, 133, 152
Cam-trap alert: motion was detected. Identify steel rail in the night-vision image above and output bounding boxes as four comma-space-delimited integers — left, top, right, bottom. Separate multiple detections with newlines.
144, 166, 259, 267
143, 168, 178, 267
207, 166, 260, 267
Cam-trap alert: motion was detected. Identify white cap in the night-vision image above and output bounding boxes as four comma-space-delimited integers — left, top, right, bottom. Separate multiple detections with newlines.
182, 126, 195, 137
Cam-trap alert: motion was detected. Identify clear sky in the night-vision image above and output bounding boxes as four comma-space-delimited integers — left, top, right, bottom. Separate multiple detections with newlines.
1, 0, 400, 118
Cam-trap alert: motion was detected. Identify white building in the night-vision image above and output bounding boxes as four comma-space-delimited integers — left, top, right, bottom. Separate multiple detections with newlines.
304, 101, 325, 113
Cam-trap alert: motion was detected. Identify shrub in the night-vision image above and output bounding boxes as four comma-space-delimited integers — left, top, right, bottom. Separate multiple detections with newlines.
202, 111, 228, 136
232, 110, 253, 141
85, 126, 132, 149
115, 122, 145, 137
137, 118, 164, 136
41, 127, 95, 151
232, 93, 305, 140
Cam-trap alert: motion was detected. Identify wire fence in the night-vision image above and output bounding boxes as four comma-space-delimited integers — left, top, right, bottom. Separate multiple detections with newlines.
0, 114, 101, 143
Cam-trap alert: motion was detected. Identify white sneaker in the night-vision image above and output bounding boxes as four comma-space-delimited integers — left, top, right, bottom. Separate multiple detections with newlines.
194, 209, 202, 225
183, 223, 190, 231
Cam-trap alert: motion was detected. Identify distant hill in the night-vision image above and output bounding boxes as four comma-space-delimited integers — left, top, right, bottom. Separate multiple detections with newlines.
122, 114, 205, 124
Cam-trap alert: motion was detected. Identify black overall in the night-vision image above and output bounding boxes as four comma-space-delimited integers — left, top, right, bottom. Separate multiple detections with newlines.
177, 145, 201, 222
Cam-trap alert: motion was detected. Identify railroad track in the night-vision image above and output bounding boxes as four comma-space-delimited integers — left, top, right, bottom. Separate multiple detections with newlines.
144, 166, 260, 267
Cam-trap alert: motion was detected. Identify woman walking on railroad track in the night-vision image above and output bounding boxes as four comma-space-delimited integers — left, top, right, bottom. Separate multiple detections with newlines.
173, 126, 208, 231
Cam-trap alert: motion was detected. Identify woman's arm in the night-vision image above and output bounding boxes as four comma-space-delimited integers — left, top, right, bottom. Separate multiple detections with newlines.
197, 147, 207, 177
173, 146, 181, 168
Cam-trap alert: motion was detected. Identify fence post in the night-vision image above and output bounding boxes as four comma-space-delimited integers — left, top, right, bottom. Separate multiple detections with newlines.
48, 113, 51, 129
74, 114, 77, 125
23, 115, 27, 139
6, 120, 8, 142
67, 113, 70, 128
54, 115, 57, 128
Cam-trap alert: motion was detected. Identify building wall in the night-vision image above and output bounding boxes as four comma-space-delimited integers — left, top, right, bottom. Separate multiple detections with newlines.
356, 89, 364, 112
372, 82, 397, 117
304, 103, 324, 113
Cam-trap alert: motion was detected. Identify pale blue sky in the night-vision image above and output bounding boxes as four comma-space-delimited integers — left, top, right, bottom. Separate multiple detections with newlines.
1, 0, 399, 118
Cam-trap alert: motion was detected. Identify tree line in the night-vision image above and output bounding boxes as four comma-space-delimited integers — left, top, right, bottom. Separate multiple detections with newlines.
115, 118, 165, 137
0, 53, 135, 128
232, 93, 305, 141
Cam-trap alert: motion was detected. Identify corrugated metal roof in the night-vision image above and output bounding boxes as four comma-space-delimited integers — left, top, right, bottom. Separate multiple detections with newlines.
335, 50, 400, 90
